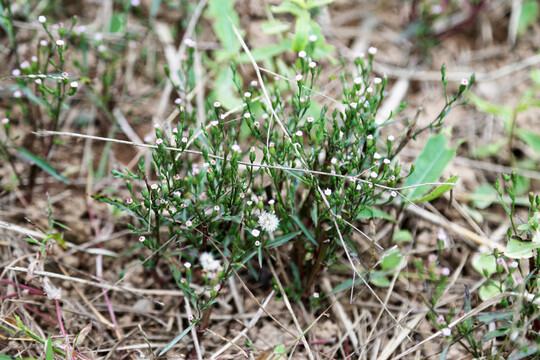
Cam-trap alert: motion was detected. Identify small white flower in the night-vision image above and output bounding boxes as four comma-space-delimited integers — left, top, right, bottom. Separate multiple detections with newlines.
184, 262, 191, 268
307, 116, 314, 123
496, 258, 505, 266
174, 174, 181, 180
247, 201, 253, 205
441, 267, 450, 276
298, 51, 306, 58
20, 61, 30, 69
269, 142, 275, 147
13, 90, 22, 98
252, 229, 261, 237
56, 39, 65, 46
461, 79, 469, 86
214, 205, 220, 212
211, 120, 218, 127
383, 158, 391, 164
354, 77, 362, 85
38, 15, 47, 23
373, 77, 382, 84
308, 34, 318, 42
200, 252, 221, 272
244, 91, 251, 98
232, 144, 241, 152
151, 184, 159, 190
40, 40, 48, 46
373, 153, 381, 159
126, 198, 133, 204
244, 112, 251, 118
139, 236, 145, 242
331, 157, 337, 164
309, 61, 316, 68
368, 46, 377, 55
173, 191, 181, 197
239, 192, 245, 198
31, 56, 38, 62
258, 211, 280, 232
508, 260, 519, 268
366, 87, 373, 93
367, 134, 373, 140
1, 118, 9, 124
295, 74, 303, 82
249, 147, 255, 153
185, 220, 192, 227
255, 240, 261, 246
350, 102, 357, 109
210, 160, 216, 165
184, 38, 196, 47
390, 175, 396, 181
295, 130, 303, 137
441, 328, 451, 337
131, 0, 140, 6
253, 121, 260, 127
160, 199, 166, 204
390, 191, 397, 197
313, 292, 319, 299
370, 171, 378, 178
250, 80, 258, 87
98, 44, 107, 52
181, 136, 188, 143
175, 98, 182, 104
213, 101, 221, 108
62, 72, 68, 78
70, 81, 78, 88
12, 69, 20, 76
387, 135, 395, 142
156, 138, 163, 145
324, 188, 332, 196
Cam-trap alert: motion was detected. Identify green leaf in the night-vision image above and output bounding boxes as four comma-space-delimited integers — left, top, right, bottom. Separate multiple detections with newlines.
109, 13, 125, 33
14, 147, 70, 184
292, 11, 310, 51
518, 0, 539, 35
475, 139, 505, 159
477, 311, 513, 324
369, 271, 390, 287
516, 128, 540, 154
271, 3, 303, 16
471, 252, 497, 277
261, 20, 290, 35
472, 184, 497, 209
45, 335, 54, 360
403, 132, 458, 201
306, 0, 334, 9
531, 69, 540, 85
274, 344, 286, 353
478, 282, 503, 301
505, 237, 540, 259
392, 229, 413, 243
412, 175, 459, 203
381, 249, 402, 271
482, 328, 509, 342
267, 231, 302, 248
290, 214, 316, 245
468, 93, 513, 130
208, 0, 241, 57
158, 323, 195, 356
356, 206, 396, 223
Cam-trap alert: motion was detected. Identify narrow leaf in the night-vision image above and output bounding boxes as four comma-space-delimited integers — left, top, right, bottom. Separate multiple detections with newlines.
14, 147, 69, 184
158, 323, 195, 356
413, 175, 459, 203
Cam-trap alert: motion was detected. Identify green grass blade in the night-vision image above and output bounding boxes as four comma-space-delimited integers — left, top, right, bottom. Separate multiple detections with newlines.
14, 147, 70, 184
158, 323, 195, 356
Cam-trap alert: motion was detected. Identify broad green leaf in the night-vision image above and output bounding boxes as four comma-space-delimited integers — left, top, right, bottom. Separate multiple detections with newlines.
271, 3, 303, 16
109, 13, 125, 33
290, 214, 316, 245
403, 132, 458, 201
208, 0, 241, 58
356, 206, 396, 223
518, 0, 539, 35
505, 237, 540, 259
158, 323, 195, 356
478, 282, 502, 301
482, 328, 509, 342
516, 128, 540, 154
274, 344, 286, 353
369, 271, 390, 287
237, 39, 294, 63
471, 252, 497, 277
381, 249, 402, 271
412, 175, 459, 203
261, 20, 290, 35
14, 147, 70, 184
392, 229, 413, 243
212, 67, 242, 110
477, 311, 513, 324
292, 11, 310, 51
472, 184, 497, 209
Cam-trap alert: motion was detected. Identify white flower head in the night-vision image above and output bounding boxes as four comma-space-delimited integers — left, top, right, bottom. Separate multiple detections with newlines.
184, 262, 191, 268
252, 229, 261, 237
139, 236, 145, 242
441, 327, 451, 337
368, 46, 377, 55
324, 188, 332, 196
461, 79, 469, 86
309, 61, 316, 68
298, 51, 306, 58
1, 118, 9, 124
70, 81, 78, 88
156, 138, 163, 145
370, 171, 378, 178
373, 77, 382, 84
308, 34, 318, 42
258, 212, 280, 233
200, 252, 221, 272
56, 39, 65, 46
295, 74, 303, 82
232, 144, 241, 152
387, 135, 395, 142
307, 116, 314, 123
38, 15, 47, 24
213, 101, 221, 108
244, 91, 251, 98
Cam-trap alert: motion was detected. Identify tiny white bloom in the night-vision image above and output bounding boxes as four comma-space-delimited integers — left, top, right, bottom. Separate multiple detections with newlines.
200, 252, 221, 271
213, 284, 220, 291
308, 34, 317, 42
255, 240, 261, 246
354, 77, 362, 85
441, 267, 450, 276
156, 138, 163, 145
185, 220, 192, 227
70, 81, 78, 88
20, 61, 30, 69
461, 79, 469, 86
508, 260, 519, 268
250, 80, 258, 86
307, 116, 314, 123
211, 120, 218, 127
366, 87, 373, 93
139, 236, 145, 242
244, 112, 251, 118
370, 171, 378, 178
13, 90, 22, 98
441, 327, 451, 337
56, 39, 65, 46
373, 153, 381, 159
181, 136, 188, 143
253, 121, 260, 127
373, 77, 382, 84
249, 147, 255, 152
40, 40, 48, 46
184, 262, 191, 268
295, 130, 303, 137
258, 211, 280, 232
350, 102, 357, 109
213, 101, 221, 108
244, 91, 251, 98
240, 192, 245, 198
151, 184, 159, 190
173, 191, 181, 197
390, 191, 397, 197
252, 229, 261, 237
313, 292, 319, 299
38, 15, 47, 23
31, 56, 38, 62
232, 144, 241, 152
383, 158, 391, 164
388, 135, 395, 141
1, 118, 9, 124
324, 188, 332, 196
309, 61, 316, 68
331, 157, 337, 164
12, 69, 20, 76
214, 205, 220, 211
131, 0, 140, 6
367, 134, 373, 140
247, 201, 253, 205
175, 98, 182, 104
184, 38, 196, 47
126, 198, 133, 204
295, 74, 303, 82
368, 46, 377, 55
298, 51, 306, 58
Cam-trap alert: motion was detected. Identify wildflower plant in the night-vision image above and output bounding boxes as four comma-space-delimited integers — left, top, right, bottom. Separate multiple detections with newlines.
94, 33, 474, 352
